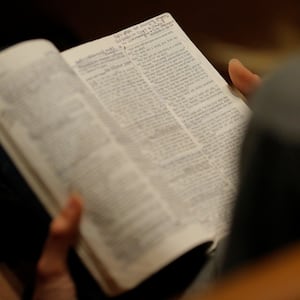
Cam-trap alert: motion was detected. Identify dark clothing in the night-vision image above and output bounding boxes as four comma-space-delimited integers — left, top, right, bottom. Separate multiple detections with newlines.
185, 56, 300, 296
222, 57, 300, 274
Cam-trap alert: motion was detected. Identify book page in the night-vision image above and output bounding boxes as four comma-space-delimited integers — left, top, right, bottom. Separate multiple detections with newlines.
0, 39, 214, 294
63, 14, 249, 241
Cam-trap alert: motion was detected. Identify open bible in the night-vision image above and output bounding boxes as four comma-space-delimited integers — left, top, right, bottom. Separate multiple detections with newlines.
0, 13, 249, 296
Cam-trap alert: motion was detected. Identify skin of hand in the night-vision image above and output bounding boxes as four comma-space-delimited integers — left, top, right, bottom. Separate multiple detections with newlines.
33, 195, 82, 300
228, 59, 261, 97
33, 59, 261, 300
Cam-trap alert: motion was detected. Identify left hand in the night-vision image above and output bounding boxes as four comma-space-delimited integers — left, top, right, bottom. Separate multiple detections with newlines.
33, 195, 82, 300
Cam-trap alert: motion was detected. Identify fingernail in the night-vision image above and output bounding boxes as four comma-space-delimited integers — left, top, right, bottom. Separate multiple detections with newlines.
67, 193, 83, 211
229, 58, 240, 65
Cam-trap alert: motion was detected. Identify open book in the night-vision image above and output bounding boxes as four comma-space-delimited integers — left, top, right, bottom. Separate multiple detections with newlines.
0, 13, 249, 296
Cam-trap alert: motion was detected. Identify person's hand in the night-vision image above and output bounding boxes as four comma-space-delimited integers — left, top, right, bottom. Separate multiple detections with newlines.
228, 59, 262, 97
33, 195, 83, 300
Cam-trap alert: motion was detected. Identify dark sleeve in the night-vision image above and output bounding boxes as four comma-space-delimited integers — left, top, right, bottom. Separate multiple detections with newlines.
221, 56, 300, 274
0, 146, 105, 300
0, 145, 50, 287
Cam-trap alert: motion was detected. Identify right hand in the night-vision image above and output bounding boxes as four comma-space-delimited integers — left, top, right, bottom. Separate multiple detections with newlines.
228, 59, 262, 97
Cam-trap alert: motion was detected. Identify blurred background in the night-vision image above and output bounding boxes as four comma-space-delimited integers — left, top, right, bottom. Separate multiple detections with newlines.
2, 1, 300, 298
2, 0, 300, 79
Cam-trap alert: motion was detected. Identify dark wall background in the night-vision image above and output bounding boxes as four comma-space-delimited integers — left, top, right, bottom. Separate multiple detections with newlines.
2, 1, 300, 76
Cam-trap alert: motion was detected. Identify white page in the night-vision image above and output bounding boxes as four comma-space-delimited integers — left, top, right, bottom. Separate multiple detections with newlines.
63, 13, 250, 241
